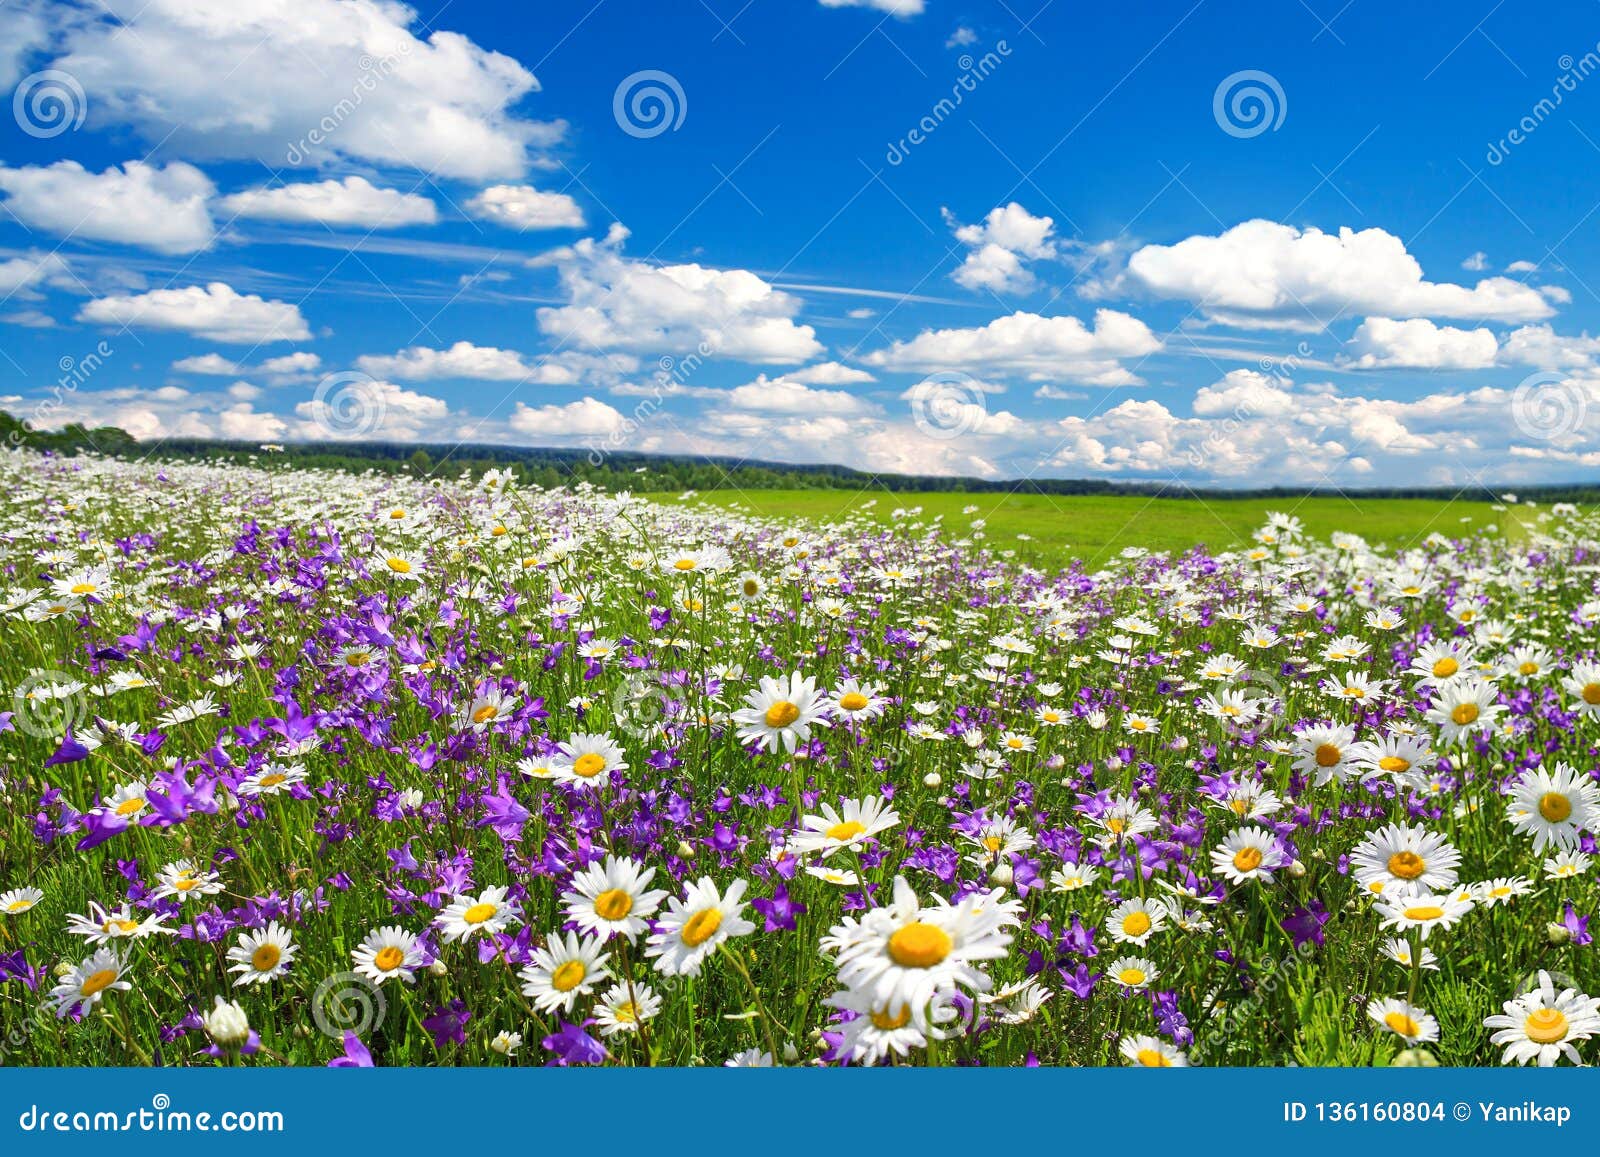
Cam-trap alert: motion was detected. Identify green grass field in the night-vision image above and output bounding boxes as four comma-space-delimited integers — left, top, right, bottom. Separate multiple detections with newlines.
653, 489, 1513, 568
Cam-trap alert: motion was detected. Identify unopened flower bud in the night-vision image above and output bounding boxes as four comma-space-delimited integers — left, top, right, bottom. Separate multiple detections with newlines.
203, 996, 251, 1048
1547, 922, 1573, 945
922, 771, 942, 788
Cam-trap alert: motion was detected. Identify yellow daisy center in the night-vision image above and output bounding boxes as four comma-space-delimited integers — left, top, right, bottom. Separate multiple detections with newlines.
1118, 968, 1147, 986
114, 798, 146, 817
1135, 1048, 1170, 1067
80, 969, 119, 997
1432, 657, 1458, 678
385, 558, 412, 574
258, 773, 287, 788
1378, 755, 1411, 773
373, 946, 405, 972
826, 820, 867, 842
1403, 905, 1444, 922
551, 960, 587, 992
870, 1004, 913, 1030
571, 753, 607, 778
71, 582, 96, 595
251, 944, 281, 971
1583, 683, 1600, 705
6, 900, 32, 913
462, 903, 497, 925
472, 704, 500, 724
1450, 703, 1479, 725
838, 692, 869, 712
1518, 661, 1539, 676
1524, 1008, 1569, 1044
1539, 792, 1572, 823
1121, 911, 1152, 938
674, 559, 697, 571
1232, 847, 1263, 873
1384, 1011, 1421, 1037
887, 922, 953, 968
594, 889, 633, 921
680, 908, 723, 948
764, 701, 801, 728
1388, 851, 1426, 880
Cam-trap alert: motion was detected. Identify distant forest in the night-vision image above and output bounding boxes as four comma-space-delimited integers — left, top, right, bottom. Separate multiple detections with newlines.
6, 409, 1600, 502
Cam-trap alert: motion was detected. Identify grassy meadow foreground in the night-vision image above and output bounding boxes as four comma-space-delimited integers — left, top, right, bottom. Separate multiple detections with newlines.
1, 452, 1598, 1068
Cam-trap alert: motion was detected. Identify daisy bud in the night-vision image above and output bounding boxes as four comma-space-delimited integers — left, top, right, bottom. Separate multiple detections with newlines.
1547, 921, 1573, 945
1287, 859, 1306, 878
490, 1030, 522, 1055
781, 1041, 801, 1062
429, 959, 450, 977
401, 789, 424, 809
1046, 754, 1065, 770
676, 840, 696, 860
1106, 755, 1124, 771
202, 996, 251, 1049
1391, 1048, 1439, 1067
53, 962, 74, 978
922, 772, 942, 788
988, 861, 1014, 887
1171, 736, 1189, 751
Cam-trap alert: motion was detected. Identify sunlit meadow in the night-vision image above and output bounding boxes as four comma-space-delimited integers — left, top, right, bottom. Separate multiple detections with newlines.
1, 450, 1597, 1069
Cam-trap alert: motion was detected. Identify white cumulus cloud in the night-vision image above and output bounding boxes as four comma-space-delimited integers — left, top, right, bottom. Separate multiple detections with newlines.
220, 177, 437, 228
0, 160, 215, 254
78, 282, 311, 344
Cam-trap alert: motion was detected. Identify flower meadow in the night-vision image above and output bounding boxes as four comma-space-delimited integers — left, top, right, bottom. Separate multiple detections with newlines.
2, 452, 1598, 1070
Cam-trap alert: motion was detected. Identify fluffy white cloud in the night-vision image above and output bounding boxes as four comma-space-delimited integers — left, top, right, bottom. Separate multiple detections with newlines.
355, 342, 631, 384
1126, 220, 1555, 328
26, 386, 288, 443
39, 0, 562, 180
537, 228, 824, 364
219, 177, 437, 228
1347, 317, 1499, 369
0, 161, 215, 254
947, 203, 1057, 294
1498, 324, 1600, 370
259, 351, 323, 375
1046, 369, 1600, 484
819, 0, 924, 15
863, 308, 1160, 384
467, 184, 584, 231
0, 251, 71, 296
172, 353, 239, 375
293, 379, 450, 440
786, 361, 876, 385
721, 375, 871, 415
78, 282, 311, 344
509, 396, 627, 438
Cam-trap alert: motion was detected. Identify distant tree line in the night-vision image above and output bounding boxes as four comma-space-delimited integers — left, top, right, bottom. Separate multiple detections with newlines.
6, 410, 1600, 502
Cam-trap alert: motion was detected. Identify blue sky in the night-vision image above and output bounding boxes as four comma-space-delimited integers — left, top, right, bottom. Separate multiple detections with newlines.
5, 0, 1600, 486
